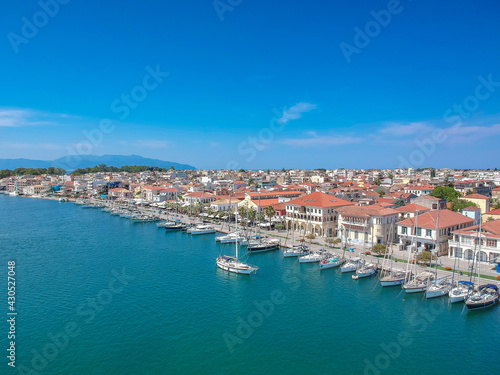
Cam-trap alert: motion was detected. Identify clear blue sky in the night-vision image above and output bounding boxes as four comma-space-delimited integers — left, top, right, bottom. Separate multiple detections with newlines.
1, 0, 499, 169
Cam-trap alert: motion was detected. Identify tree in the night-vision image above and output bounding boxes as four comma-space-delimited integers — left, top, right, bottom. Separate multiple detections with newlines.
430, 169, 436, 178
394, 198, 406, 208
430, 186, 460, 202
326, 238, 341, 247
372, 244, 387, 255
248, 178, 255, 185
374, 180, 381, 186
238, 206, 247, 219
388, 173, 394, 180
486, 216, 495, 222
494, 202, 500, 210
247, 208, 256, 223
379, 191, 386, 198
265, 205, 276, 222
416, 251, 434, 264
450, 199, 478, 212
239, 168, 246, 173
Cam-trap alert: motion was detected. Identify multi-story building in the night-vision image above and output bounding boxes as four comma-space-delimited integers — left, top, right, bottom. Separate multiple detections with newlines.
449, 219, 500, 263
463, 193, 490, 214
336, 204, 399, 245
396, 210, 475, 256
410, 195, 447, 211
285, 191, 353, 237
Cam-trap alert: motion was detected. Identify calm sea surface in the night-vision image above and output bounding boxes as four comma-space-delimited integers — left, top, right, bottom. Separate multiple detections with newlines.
1, 194, 499, 374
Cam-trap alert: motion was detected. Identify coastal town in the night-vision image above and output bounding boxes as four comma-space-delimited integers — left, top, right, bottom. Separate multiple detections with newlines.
2, 166, 500, 279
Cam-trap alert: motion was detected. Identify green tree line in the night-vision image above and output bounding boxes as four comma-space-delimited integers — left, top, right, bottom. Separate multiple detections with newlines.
0, 167, 66, 179
70, 164, 174, 175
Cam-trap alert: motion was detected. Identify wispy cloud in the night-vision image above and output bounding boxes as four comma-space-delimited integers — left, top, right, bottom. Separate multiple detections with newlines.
378, 122, 433, 136
277, 102, 317, 124
0, 107, 72, 127
376, 117, 500, 145
283, 134, 363, 147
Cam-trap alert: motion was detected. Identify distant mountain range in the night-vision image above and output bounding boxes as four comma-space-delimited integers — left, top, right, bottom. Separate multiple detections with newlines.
0, 155, 196, 171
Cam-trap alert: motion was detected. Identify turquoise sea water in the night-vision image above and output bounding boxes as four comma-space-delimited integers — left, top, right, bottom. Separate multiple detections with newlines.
1, 194, 499, 375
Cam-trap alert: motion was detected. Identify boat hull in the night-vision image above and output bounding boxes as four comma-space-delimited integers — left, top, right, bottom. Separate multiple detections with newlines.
380, 278, 405, 287
216, 259, 257, 275
465, 298, 498, 310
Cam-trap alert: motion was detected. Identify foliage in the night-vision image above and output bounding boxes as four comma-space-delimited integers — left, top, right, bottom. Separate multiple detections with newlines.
238, 206, 247, 218
388, 173, 394, 180
416, 251, 435, 263
71, 164, 169, 175
372, 244, 388, 255
0, 167, 66, 178
379, 191, 386, 197
394, 198, 406, 208
449, 199, 478, 212
265, 205, 276, 220
305, 233, 315, 239
494, 202, 500, 210
430, 186, 460, 202
374, 180, 381, 186
326, 238, 341, 247
486, 216, 495, 222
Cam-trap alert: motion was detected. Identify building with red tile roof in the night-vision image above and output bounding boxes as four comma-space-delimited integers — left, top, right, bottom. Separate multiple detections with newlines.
285, 192, 353, 237
450, 219, 500, 263
396, 210, 475, 255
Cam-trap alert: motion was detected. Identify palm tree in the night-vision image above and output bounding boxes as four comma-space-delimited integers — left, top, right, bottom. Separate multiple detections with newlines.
248, 208, 256, 224
265, 205, 276, 223
238, 206, 247, 219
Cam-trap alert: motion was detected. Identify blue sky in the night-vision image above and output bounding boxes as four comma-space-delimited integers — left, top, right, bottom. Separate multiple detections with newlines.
1, 0, 500, 169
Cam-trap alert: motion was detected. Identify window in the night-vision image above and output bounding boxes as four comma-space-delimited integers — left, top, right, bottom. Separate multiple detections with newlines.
416, 228, 422, 236
426, 229, 432, 237
402, 226, 407, 234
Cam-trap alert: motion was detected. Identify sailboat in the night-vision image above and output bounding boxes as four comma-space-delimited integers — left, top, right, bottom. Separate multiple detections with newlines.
283, 213, 308, 257
247, 193, 280, 252
403, 210, 434, 293
448, 218, 473, 303
380, 225, 409, 286
425, 207, 452, 299
465, 218, 499, 310
352, 260, 378, 279
216, 210, 258, 275
320, 230, 346, 270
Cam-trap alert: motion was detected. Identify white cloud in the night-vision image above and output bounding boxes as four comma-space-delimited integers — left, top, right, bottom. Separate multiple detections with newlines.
0, 107, 73, 127
378, 122, 433, 136
277, 102, 317, 125
376, 119, 500, 144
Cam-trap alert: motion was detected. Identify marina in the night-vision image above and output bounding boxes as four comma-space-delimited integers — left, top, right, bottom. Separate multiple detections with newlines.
2, 191, 500, 375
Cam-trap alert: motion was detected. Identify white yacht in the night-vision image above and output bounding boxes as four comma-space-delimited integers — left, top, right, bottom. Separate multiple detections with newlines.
341, 257, 362, 273
298, 252, 322, 263
425, 276, 452, 299
283, 245, 309, 258
352, 263, 378, 279
190, 224, 216, 235
319, 255, 345, 270
449, 281, 473, 303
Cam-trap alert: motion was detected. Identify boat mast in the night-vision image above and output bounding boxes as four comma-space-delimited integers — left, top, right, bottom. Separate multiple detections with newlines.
451, 217, 461, 287
433, 205, 441, 285
235, 202, 239, 261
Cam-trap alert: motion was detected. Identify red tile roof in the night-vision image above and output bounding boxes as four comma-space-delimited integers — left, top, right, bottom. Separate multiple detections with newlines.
397, 210, 474, 229
337, 205, 398, 218
464, 193, 489, 200
461, 206, 480, 211
394, 203, 430, 213
286, 191, 353, 208
486, 208, 500, 215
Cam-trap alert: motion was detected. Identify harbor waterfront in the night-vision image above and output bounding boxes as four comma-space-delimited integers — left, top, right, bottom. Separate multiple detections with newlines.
2, 194, 500, 374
